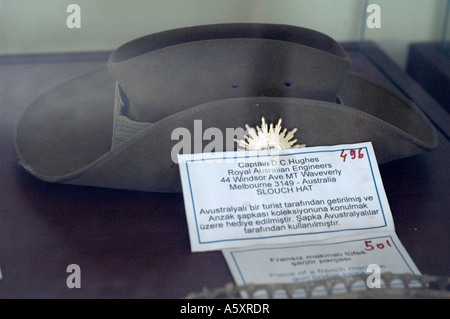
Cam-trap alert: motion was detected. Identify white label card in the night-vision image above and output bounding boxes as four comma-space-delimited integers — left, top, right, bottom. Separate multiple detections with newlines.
222, 232, 420, 290
178, 142, 394, 252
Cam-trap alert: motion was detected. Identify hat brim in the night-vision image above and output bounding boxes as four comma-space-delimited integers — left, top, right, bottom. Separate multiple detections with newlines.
14, 68, 437, 193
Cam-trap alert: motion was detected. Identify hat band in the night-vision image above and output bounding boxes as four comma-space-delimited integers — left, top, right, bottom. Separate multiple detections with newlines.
110, 82, 346, 151
112, 83, 152, 149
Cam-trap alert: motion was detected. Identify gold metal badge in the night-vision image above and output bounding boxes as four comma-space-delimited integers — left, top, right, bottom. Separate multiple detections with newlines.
236, 117, 306, 151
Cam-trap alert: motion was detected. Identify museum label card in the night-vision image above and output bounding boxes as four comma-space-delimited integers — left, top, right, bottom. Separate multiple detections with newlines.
178, 142, 395, 252
222, 232, 420, 296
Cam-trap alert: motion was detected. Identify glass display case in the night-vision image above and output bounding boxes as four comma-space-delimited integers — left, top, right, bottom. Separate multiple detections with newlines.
407, 0, 450, 113
442, 0, 450, 50
0, 1, 448, 300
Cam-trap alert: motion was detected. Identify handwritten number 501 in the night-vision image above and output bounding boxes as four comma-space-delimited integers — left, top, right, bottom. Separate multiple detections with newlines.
341, 148, 364, 162
364, 240, 392, 251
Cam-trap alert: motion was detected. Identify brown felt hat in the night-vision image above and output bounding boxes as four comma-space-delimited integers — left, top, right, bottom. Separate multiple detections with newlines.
14, 23, 438, 193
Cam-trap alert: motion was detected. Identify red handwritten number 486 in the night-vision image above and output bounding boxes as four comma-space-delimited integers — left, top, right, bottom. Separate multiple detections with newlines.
340, 148, 364, 162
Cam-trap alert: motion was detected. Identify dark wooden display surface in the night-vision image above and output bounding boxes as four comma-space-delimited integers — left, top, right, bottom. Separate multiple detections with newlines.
0, 42, 448, 298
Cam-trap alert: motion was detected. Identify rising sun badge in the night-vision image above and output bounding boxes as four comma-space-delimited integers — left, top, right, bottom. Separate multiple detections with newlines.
235, 117, 306, 151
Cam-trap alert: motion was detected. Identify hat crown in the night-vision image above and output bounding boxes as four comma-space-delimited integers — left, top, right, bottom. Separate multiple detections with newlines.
107, 23, 351, 123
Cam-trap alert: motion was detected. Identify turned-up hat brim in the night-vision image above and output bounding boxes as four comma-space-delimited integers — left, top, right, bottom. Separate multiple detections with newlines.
14, 24, 438, 193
